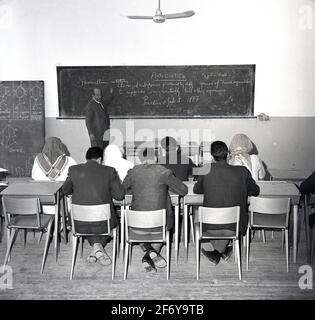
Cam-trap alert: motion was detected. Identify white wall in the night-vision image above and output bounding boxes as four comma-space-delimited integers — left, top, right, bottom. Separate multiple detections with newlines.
1, 0, 315, 117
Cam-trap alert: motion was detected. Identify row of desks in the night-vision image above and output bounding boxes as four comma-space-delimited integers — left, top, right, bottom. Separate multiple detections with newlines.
0, 178, 303, 264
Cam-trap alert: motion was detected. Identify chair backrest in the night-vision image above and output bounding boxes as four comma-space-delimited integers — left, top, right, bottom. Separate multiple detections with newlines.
125, 209, 166, 241
71, 203, 111, 235
2, 196, 42, 228
249, 196, 291, 228
198, 206, 240, 237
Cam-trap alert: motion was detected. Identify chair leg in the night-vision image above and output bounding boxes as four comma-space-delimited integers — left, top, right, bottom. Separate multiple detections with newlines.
285, 229, 289, 272
123, 243, 130, 280
112, 229, 117, 280
23, 229, 27, 248
4, 228, 17, 265
40, 219, 54, 274
189, 207, 195, 244
70, 235, 79, 280
6, 227, 11, 262
166, 232, 170, 280
196, 231, 200, 280
80, 237, 84, 259
129, 244, 133, 266
246, 228, 250, 271
38, 231, 44, 244
262, 230, 266, 243
236, 239, 242, 280
271, 230, 274, 240
281, 230, 285, 252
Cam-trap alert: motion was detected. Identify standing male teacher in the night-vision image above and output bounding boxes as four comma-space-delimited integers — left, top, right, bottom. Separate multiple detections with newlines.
85, 86, 115, 150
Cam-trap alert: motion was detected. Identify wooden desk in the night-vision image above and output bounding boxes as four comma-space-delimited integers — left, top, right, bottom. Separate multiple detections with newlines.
269, 169, 312, 183
183, 180, 301, 263
122, 193, 181, 264
1, 180, 63, 260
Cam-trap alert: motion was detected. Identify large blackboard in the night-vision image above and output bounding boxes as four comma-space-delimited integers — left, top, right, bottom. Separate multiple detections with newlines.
0, 81, 45, 177
57, 65, 255, 118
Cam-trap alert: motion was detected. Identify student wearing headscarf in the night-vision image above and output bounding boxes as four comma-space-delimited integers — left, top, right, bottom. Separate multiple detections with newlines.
229, 133, 265, 181
32, 137, 77, 181
103, 144, 134, 182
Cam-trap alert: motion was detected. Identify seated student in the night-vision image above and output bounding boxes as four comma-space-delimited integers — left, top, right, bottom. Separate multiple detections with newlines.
32, 137, 77, 215
193, 141, 260, 265
300, 171, 315, 225
123, 149, 188, 273
103, 144, 134, 182
62, 147, 125, 266
229, 133, 266, 181
159, 136, 197, 181
32, 136, 77, 181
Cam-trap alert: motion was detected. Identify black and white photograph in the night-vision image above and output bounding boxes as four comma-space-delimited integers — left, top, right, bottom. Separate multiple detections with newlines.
0, 0, 314, 311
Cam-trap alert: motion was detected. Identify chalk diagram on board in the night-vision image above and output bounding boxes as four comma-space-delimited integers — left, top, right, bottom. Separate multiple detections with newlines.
0, 81, 45, 177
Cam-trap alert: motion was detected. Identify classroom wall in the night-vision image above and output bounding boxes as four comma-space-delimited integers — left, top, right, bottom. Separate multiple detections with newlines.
1, 0, 315, 169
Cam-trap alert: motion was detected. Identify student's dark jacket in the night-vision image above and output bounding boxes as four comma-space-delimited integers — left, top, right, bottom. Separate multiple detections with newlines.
62, 160, 125, 228
159, 149, 197, 181
193, 161, 260, 235
299, 171, 315, 195
122, 163, 188, 230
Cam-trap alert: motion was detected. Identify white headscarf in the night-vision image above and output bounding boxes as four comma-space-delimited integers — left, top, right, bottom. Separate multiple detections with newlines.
104, 144, 134, 181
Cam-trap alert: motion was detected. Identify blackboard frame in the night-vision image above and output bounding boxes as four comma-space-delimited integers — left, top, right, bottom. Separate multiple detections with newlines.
57, 65, 255, 119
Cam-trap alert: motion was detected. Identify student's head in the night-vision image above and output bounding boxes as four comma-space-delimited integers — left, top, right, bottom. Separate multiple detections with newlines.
211, 141, 229, 162
92, 88, 102, 102
42, 137, 70, 163
86, 147, 103, 163
229, 133, 253, 155
138, 147, 156, 164
160, 136, 177, 152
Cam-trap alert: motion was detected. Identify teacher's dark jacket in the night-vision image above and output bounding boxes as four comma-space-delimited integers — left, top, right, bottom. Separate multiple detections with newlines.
62, 160, 125, 228
193, 161, 260, 235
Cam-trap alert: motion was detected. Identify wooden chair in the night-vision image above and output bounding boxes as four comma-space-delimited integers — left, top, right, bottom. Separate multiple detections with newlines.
195, 206, 241, 280
2, 196, 54, 273
69, 203, 117, 280
246, 197, 291, 272
123, 209, 170, 280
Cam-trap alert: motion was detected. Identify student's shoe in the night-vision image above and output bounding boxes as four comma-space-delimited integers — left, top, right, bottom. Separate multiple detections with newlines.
221, 246, 233, 261
201, 248, 220, 265
142, 254, 157, 273
148, 249, 167, 268
95, 249, 112, 266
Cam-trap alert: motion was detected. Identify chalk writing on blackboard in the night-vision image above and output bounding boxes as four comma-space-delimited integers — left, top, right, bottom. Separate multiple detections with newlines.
57, 65, 255, 118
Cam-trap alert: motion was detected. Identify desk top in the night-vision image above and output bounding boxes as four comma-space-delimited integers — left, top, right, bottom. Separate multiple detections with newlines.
183, 180, 301, 204
1, 181, 63, 196
269, 169, 312, 182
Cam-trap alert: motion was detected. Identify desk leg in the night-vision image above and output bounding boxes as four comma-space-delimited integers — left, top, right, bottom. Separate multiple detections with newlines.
293, 204, 298, 264
120, 205, 125, 257
184, 203, 188, 262
174, 204, 179, 264
61, 195, 67, 244
54, 191, 60, 262
304, 195, 311, 263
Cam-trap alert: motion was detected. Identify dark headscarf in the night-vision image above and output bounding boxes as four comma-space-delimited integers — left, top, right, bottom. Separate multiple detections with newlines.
42, 137, 70, 164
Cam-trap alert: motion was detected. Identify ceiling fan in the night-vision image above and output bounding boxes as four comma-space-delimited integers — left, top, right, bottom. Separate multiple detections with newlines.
125, 0, 195, 23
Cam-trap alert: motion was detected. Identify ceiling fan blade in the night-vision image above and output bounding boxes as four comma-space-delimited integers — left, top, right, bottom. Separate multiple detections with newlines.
164, 10, 195, 19
126, 15, 153, 20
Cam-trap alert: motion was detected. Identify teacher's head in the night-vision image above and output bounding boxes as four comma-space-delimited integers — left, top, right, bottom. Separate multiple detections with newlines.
92, 88, 102, 102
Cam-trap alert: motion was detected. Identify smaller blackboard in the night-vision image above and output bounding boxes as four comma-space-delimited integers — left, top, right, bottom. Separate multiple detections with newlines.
57, 65, 255, 118
0, 81, 45, 177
